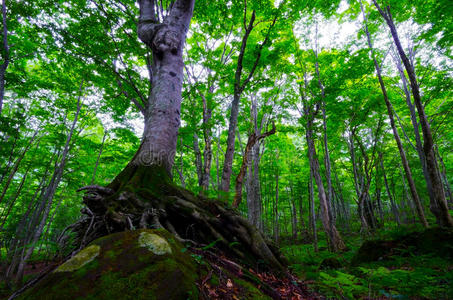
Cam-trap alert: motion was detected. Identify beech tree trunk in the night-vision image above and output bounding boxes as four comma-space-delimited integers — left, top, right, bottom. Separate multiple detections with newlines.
392, 51, 435, 206
309, 167, 318, 252
69, 1, 287, 275
304, 105, 345, 251
220, 9, 276, 194
15, 86, 82, 282
380, 155, 401, 225
361, 1, 428, 227
135, 0, 195, 174
373, 0, 453, 227
0, 0, 10, 115
233, 122, 275, 208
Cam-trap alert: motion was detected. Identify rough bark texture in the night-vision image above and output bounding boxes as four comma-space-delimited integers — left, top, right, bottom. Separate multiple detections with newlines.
373, 1, 453, 227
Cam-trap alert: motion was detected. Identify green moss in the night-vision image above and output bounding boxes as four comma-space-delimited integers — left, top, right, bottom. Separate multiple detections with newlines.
234, 278, 272, 300
55, 245, 100, 272
138, 232, 172, 255
18, 229, 199, 300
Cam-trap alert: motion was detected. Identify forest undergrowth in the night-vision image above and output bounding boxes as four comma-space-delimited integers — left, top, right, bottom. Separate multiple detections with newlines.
282, 225, 453, 299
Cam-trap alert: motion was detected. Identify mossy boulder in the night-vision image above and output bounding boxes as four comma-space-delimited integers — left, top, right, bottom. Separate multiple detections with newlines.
18, 229, 199, 300
319, 257, 344, 270
352, 227, 453, 265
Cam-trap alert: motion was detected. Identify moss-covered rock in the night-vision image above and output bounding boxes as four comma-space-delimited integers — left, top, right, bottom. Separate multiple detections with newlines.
319, 257, 344, 270
18, 229, 198, 300
352, 227, 453, 265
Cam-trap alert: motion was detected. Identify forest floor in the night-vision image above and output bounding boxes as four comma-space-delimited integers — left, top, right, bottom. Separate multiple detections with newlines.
2, 225, 452, 299
282, 225, 453, 299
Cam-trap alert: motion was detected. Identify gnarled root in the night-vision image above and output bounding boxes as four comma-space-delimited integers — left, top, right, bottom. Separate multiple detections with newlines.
62, 165, 286, 272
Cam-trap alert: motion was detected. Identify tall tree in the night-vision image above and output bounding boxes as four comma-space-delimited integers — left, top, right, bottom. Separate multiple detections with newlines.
373, 0, 453, 227
360, 0, 428, 228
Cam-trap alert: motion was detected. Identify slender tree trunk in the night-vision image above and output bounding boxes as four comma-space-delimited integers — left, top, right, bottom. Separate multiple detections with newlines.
90, 132, 107, 185
288, 186, 298, 240
435, 146, 453, 206
373, 0, 453, 227
361, 1, 428, 227
309, 169, 318, 252
380, 156, 401, 225
233, 123, 275, 208
220, 10, 276, 194
15, 82, 83, 282
193, 132, 203, 186
305, 110, 345, 251
0, 129, 39, 205
273, 167, 279, 245
392, 51, 435, 206
313, 46, 335, 227
0, 0, 10, 115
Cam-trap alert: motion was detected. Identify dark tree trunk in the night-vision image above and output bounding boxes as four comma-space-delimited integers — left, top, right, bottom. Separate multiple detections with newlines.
233, 123, 275, 208
361, 1, 428, 227
220, 10, 276, 194
373, 0, 453, 227
308, 169, 318, 252
91, 132, 107, 185
380, 156, 401, 225
0, 0, 10, 115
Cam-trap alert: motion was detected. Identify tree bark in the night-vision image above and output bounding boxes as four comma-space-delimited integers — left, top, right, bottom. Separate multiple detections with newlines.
308, 168, 318, 252
373, 0, 453, 227
380, 154, 401, 225
135, 0, 195, 175
392, 50, 435, 206
15, 84, 82, 282
91, 132, 107, 185
0, 0, 10, 115
361, 1, 428, 227
233, 122, 275, 208
220, 9, 277, 194
305, 105, 345, 251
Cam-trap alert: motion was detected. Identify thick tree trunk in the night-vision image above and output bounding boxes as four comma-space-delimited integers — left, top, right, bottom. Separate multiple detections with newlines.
67, 1, 287, 275
373, 0, 453, 227
135, 0, 195, 175
361, 2, 428, 227
246, 143, 262, 230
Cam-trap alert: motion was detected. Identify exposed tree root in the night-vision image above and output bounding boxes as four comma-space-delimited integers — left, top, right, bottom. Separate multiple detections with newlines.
61, 164, 287, 272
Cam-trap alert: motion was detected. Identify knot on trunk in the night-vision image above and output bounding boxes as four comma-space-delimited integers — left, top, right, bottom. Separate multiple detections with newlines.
138, 20, 179, 55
